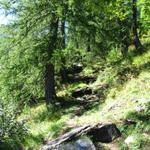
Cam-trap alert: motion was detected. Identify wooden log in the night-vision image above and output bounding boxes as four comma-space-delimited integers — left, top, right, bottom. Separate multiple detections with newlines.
41, 123, 121, 150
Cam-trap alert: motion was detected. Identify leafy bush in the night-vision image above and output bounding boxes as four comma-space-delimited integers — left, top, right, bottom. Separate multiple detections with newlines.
0, 100, 27, 148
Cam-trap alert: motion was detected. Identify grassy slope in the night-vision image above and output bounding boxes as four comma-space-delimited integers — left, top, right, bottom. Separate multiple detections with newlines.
21, 42, 150, 149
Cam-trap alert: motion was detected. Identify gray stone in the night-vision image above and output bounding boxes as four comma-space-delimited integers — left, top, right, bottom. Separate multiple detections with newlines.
75, 137, 96, 150
58, 137, 96, 150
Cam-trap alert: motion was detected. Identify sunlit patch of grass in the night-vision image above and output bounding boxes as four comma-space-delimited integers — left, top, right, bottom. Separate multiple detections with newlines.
133, 49, 150, 67
71, 70, 150, 125
20, 104, 70, 149
69, 46, 150, 126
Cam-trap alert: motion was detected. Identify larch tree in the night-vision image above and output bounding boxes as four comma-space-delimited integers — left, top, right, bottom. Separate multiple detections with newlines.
0, 0, 70, 107
132, 0, 143, 49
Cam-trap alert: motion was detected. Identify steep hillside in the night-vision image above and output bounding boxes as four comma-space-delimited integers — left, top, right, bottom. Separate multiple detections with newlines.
20, 44, 150, 150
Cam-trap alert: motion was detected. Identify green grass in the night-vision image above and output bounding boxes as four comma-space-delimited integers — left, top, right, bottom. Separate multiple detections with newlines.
20, 104, 70, 149
19, 42, 150, 149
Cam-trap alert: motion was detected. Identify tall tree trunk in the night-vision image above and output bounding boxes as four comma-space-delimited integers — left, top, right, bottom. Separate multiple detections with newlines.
61, 20, 66, 49
60, 20, 68, 82
45, 64, 55, 105
45, 17, 58, 106
132, 0, 142, 49
60, 2, 68, 83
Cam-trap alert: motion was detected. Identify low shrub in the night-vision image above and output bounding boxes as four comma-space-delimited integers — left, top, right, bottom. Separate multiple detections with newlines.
0, 100, 27, 149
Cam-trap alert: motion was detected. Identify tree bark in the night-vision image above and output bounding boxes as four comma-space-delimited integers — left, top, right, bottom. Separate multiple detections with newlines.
60, 3, 68, 83
45, 17, 58, 105
61, 20, 66, 49
60, 20, 68, 82
132, 0, 142, 50
45, 64, 56, 105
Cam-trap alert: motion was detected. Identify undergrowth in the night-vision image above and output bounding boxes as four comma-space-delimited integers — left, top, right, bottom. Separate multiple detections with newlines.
18, 41, 150, 150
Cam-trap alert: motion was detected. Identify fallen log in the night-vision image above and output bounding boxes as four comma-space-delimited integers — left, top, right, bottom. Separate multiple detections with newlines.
41, 123, 121, 150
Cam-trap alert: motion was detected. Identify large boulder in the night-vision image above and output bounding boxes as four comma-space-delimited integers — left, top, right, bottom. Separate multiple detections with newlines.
88, 123, 121, 143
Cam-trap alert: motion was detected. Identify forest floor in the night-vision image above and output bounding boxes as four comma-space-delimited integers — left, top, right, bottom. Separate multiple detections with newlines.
20, 40, 150, 150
